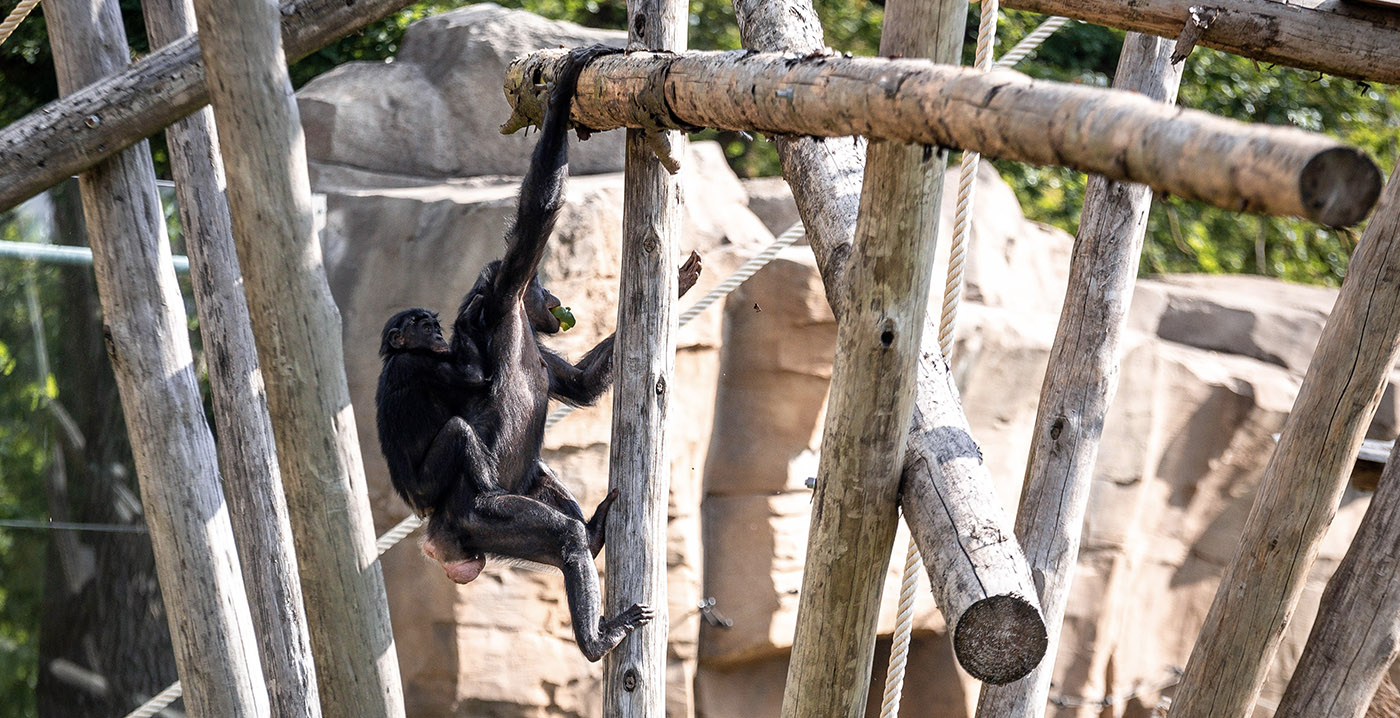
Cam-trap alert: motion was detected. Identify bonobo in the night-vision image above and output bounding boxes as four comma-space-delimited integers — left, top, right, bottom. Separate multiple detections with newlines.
375, 44, 701, 661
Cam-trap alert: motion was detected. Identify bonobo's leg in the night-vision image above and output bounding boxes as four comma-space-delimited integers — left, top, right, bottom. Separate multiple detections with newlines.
418, 416, 499, 575
519, 462, 615, 556
462, 494, 652, 661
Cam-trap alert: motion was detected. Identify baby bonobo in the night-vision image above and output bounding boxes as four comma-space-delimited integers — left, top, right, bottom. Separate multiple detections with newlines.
375, 44, 701, 662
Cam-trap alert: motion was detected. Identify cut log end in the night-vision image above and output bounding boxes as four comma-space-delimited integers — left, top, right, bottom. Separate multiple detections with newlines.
1298, 147, 1383, 227
951, 593, 1048, 685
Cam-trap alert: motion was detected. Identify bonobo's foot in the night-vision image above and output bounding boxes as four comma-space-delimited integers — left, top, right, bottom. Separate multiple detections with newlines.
677, 251, 703, 299
586, 488, 619, 557
555, 43, 623, 96
580, 603, 654, 662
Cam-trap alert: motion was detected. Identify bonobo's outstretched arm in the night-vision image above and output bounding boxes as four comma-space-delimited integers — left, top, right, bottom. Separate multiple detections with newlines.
485, 46, 614, 322
544, 251, 703, 405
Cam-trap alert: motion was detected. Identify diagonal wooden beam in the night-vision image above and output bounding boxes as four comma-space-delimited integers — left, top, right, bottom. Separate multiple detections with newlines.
1001, 0, 1400, 85
0, 0, 415, 213
504, 49, 1382, 227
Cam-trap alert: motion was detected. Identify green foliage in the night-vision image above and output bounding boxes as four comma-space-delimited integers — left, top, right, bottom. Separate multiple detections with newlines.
0, 215, 59, 718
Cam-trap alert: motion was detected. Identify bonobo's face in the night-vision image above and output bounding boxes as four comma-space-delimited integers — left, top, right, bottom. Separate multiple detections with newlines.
525, 276, 564, 334
381, 308, 449, 356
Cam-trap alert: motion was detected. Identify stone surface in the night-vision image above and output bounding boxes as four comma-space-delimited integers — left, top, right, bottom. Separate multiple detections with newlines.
299, 3, 627, 179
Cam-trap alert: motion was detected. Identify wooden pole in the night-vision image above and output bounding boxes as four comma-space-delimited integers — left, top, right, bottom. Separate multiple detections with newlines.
602, 1, 684, 715
975, 32, 1184, 718
1275, 423, 1400, 718
779, 3, 960, 717
1000, 0, 1400, 85
0, 0, 416, 213
504, 49, 1381, 227
139, 0, 321, 714
184, 0, 405, 714
1170, 161, 1400, 718
729, 0, 1046, 683
40, 0, 266, 713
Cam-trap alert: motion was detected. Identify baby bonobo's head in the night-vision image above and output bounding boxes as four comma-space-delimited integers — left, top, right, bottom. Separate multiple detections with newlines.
380, 308, 448, 358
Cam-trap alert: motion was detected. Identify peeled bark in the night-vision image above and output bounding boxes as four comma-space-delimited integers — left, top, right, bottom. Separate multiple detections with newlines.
504, 49, 1381, 226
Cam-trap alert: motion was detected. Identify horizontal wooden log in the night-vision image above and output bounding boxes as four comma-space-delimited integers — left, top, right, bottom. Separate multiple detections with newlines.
1001, 0, 1400, 85
503, 49, 1382, 227
0, 0, 414, 212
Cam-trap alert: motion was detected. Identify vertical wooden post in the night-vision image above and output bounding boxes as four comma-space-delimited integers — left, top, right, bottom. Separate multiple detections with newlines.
603, 1, 685, 715
975, 32, 1183, 718
730, 0, 1046, 680
1276, 370, 1400, 718
779, 3, 959, 717
1171, 161, 1400, 717
40, 0, 266, 714
139, 0, 321, 714
184, 0, 405, 715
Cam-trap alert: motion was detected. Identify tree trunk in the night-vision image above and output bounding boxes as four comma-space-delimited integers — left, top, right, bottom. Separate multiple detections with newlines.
729, 0, 1045, 683
140, 0, 321, 713
504, 48, 1381, 226
975, 32, 1183, 718
185, 0, 405, 714
1170, 158, 1400, 718
602, 2, 684, 716
36, 180, 179, 717
1000, 0, 1400, 85
41, 0, 267, 713
0, 0, 417, 213
779, 3, 959, 717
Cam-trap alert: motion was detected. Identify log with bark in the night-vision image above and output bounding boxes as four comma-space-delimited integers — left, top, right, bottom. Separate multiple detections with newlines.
1000, 0, 1400, 85
504, 49, 1380, 227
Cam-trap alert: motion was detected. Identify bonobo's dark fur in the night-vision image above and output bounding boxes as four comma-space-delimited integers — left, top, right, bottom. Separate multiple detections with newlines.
374, 45, 699, 662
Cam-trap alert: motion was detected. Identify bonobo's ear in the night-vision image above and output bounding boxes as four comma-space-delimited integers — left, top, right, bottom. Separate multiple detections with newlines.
388, 328, 405, 349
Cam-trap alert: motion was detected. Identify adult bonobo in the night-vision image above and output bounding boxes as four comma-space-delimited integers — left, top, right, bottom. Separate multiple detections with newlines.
375, 44, 700, 661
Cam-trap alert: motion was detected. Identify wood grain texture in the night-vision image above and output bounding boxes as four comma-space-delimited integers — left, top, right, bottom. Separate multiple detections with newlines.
506, 49, 1381, 225
1001, 0, 1400, 84
139, 0, 321, 714
779, 3, 959, 717
1170, 162, 1400, 717
0, 0, 416, 213
976, 33, 1183, 718
729, 0, 1043, 684
185, 0, 404, 714
602, 1, 684, 716
1276, 425, 1400, 718
41, 0, 267, 714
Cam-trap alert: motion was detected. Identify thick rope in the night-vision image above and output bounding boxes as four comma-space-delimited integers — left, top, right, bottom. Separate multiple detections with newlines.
880, 11, 1069, 718
0, 0, 40, 46
125, 221, 805, 718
